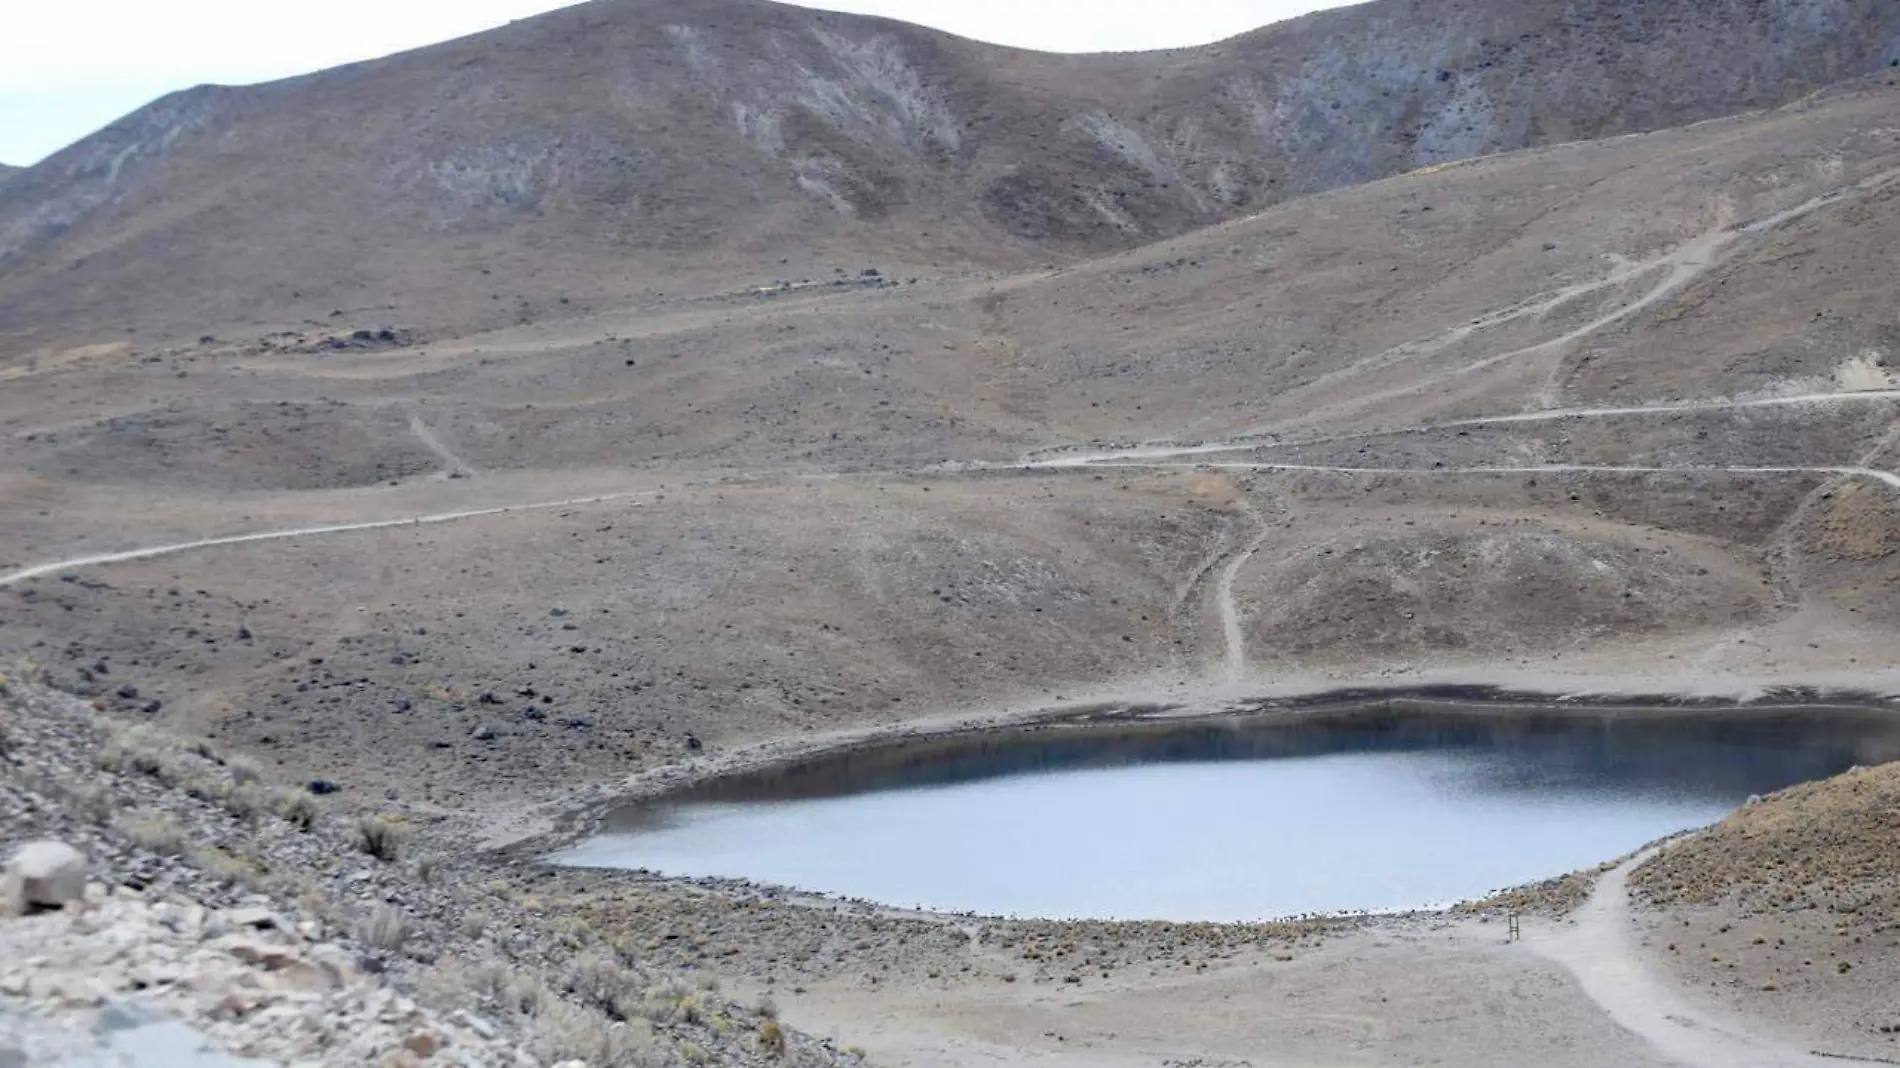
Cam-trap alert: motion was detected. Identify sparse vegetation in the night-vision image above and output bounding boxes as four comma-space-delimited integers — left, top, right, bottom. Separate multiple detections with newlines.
122, 813, 186, 856
758, 1019, 786, 1057
225, 752, 263, 786
460, 907, 491, 940
354, 814, 412, 861
356, 903, 410, 951
277, 789, 320, 831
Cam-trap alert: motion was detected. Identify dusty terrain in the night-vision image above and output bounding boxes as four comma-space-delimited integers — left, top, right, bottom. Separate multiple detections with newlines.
5, 0, 1900, 1064
5, 68, 1899, 811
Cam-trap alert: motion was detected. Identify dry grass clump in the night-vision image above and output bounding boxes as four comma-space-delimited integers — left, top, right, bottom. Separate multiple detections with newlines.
224, 753, 263, 786
532, 998, 661, 1066
460, 907, 492, 939
97, 725, 182, 781
354, 814, 413, 861
356, 903, 411, 951
758, 1019, 786, 1057
430, 959, 691, 1067
191, 844, 269, 891
1633, 761, 1900, 922
121, 813, 186, 856
277, 790, 319, 830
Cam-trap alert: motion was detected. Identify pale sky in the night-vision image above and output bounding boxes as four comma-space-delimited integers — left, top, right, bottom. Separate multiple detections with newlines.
0, 0, 1353, 167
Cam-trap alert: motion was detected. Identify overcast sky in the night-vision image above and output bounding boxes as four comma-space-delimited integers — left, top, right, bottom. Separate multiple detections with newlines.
1, 0, 1353, 167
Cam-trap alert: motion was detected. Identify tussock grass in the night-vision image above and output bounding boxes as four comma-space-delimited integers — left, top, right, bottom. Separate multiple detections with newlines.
277, 790, 319, 831
121, 813, 186, 856
356, 903, 410, 951
758, 1019, 786, 1056
354, 814, 412, 861
460, 907, 491, 940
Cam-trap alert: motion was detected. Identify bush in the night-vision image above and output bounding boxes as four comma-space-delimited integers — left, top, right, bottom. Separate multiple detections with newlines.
98, 726, 179, 781
459, 908, 491, 940
356, 904, 409, 951
277, 790, 319, 831
225, 782, 267, 823
759, 1019, 787, 1057
122, 814, 185, 856
225, 753, 263, 786
564, 951, 624, 1006
354, 815, 412, 861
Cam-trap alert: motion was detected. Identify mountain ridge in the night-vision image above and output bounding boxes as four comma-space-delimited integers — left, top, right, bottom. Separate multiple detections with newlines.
3, 0, 1899, 352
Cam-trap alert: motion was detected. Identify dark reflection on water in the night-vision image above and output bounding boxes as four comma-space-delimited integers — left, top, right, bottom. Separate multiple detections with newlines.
562, 703, 1900, 921
634, 705, 1900, 812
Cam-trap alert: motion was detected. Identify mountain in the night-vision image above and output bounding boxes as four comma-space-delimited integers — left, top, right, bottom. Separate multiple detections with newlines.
3, 0, 1898, 353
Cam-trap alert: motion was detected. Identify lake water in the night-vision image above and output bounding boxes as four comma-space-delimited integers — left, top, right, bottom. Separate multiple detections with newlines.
555, 704, 1900, 921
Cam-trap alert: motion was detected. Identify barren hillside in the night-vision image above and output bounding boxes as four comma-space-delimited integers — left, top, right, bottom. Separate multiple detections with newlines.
3, 0, 1899, 352
2, 66, 1897, 807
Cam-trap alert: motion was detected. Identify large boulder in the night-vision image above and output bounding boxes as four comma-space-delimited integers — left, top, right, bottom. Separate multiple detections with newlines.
5, 840, 87, 911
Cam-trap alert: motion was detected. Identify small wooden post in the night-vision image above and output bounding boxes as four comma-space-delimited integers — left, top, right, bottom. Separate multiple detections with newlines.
1508, 912, 1521, 943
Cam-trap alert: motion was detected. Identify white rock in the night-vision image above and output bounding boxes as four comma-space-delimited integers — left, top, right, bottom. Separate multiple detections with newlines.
225, 906, 282, 931
452, 1009, 500, 1040
7, 840, 86, 909
0, 868, 22, 917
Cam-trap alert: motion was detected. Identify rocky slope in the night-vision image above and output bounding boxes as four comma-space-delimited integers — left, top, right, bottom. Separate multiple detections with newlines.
4, 0, 1899, 351
1629, 763, 1900, 1060
0, 672, 857, 1067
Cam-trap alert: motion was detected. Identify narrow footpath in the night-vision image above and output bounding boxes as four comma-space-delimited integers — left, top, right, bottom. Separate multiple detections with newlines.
1525, 850, 1841, 1068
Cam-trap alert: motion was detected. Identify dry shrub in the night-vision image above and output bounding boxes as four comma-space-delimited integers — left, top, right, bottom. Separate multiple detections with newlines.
354, 815, 412, 861
122, 814, 185, 856
460, 907, 491, 940
759, 1019, 787, 1057
224, 753, 263, 786
277, 790, 319, 831
98, 726, 179, 781
356, 904, 410, 951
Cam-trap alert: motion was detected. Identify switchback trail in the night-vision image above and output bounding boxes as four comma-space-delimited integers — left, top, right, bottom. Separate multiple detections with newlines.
1291, 164, 1900, 418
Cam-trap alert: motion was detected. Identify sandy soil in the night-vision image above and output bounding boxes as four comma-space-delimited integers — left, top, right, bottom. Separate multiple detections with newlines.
777, 918, 1677, 1068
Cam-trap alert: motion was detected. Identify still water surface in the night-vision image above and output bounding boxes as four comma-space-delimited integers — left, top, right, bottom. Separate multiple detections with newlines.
557, 706, 1900, 921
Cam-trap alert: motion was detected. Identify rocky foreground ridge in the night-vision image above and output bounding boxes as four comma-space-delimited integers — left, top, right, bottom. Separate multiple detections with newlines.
0, 669, 855, 1067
